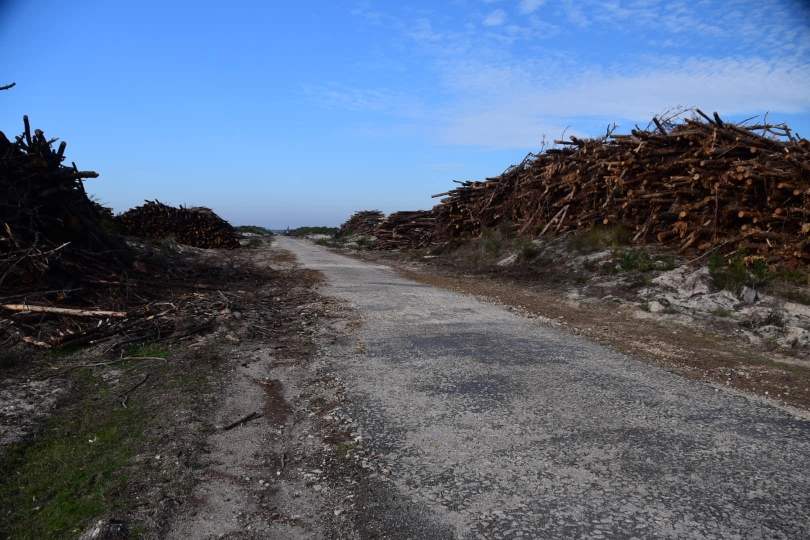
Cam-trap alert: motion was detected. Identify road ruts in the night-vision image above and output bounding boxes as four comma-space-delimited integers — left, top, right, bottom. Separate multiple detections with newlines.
276, 236, 810, 540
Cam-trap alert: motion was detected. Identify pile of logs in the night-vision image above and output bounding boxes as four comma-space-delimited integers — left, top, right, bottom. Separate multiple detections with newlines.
118, 201, 240, 249
373, 210, 439, 250
338, 210, 385, 236
1, 115, 129, 292
432, 110, 810, 265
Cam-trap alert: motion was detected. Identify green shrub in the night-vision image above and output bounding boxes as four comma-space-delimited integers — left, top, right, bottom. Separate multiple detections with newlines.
481, 227, 501, 255
710, 250, 764, 292
618, 249, 677, 272
570, 225, 633, 253
514, 237, 539, 262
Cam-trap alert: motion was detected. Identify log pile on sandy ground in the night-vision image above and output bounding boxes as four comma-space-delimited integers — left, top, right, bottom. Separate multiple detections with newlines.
118, 200, 240, 249
431, 111, 809, 265
373, 210, 439, 250
338, 210, 385, 236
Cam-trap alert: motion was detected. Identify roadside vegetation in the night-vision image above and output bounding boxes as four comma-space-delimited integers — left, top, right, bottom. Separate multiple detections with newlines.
0, 344, 224, 539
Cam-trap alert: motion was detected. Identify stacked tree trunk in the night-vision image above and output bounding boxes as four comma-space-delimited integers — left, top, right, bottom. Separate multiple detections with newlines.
374, 210, 439, 250
118, 200, 240, 249
339, 210, 385, 236
432, 111, 810, 265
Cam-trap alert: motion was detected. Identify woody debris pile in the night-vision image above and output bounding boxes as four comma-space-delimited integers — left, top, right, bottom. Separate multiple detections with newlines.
118, 200, 240, 249
338, 210, 385, 237
429, 110, 809, 265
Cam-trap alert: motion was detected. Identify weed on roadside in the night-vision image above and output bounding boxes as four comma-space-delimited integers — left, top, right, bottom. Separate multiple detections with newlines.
0, 372, 144, 539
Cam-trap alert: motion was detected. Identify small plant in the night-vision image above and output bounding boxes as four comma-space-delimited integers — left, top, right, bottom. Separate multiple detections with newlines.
762, 304, 788, 328
309, 396, 326, 407
619, 249, 653, 271
708, 249, 725, 273
712, 307, 733, 318
336, 443, 361, 455
514, 237, 539, 262
654, 254, 677, 271
570, 225, 633, 253
247, 238, 263, 247
446, 237, 463, 252
481, 227, 502, 255
666, 306, 678, 314
573, 276, 588, 284
710, 250, 767, 292
356, 236, 372, 247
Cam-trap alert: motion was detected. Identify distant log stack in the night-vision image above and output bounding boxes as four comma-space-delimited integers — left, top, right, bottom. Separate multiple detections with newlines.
118, 200, 240, 249
339, 210, 385, 236
432, 110, 810, 265
374, 210, 440, 250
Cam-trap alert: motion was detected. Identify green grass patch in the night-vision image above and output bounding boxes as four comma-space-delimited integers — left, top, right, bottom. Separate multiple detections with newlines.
0, 373, 144, 539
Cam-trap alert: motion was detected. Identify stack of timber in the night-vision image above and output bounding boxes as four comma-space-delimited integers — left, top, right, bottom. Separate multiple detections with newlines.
339, 210, 385, 236
432, 110, 810, 265
374, 210, 439, 250
118, 200, 240, 249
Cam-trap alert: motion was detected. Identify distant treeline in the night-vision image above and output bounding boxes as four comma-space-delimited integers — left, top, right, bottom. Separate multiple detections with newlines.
292, 226, 338, 237
234, 225, 274, 235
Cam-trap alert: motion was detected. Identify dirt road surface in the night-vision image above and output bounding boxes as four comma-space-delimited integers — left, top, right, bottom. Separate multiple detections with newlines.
276, 236, 810, 540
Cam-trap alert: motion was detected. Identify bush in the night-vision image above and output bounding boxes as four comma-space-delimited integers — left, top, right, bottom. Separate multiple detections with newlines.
618, 249, 675, 272
481, 227, 502, 255
570, 226, 633, 253
514, 237, 539, 262
710, 250, 766, 292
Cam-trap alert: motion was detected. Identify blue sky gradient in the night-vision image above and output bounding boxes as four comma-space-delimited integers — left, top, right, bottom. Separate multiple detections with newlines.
2, 0, 809, 228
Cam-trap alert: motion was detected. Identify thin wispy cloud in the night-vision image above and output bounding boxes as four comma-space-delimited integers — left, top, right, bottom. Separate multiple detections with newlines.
519, 0, 546, 14
338, 0, 810, 149
483, 9, 508, 26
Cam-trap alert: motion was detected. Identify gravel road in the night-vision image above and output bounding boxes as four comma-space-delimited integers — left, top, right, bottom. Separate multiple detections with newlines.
277, 236, 810, 540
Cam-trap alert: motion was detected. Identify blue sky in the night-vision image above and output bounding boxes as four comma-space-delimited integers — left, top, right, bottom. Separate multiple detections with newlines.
2, 0, 809, 229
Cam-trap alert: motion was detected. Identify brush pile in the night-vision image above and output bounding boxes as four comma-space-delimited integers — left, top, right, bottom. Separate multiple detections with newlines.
338, 210, 385, 236
0, 116, 129, 293
432, 110, 810, 265
374, 210, 439, 250
118, 200, 240, 249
